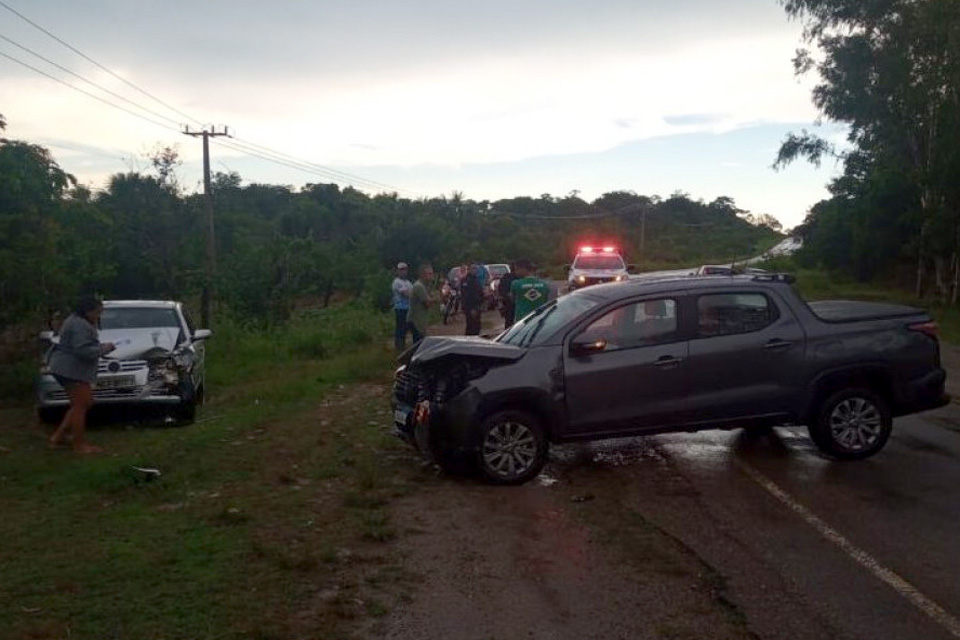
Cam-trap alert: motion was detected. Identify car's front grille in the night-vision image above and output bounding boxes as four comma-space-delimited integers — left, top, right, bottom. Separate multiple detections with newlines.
97, 360, 147, 374
394, 368, 423, 405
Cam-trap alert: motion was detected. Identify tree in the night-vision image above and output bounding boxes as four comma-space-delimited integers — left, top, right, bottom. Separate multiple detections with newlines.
776, 0, 960, 295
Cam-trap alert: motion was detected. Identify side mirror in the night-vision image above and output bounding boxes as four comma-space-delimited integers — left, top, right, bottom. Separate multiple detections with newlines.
192, 329, 213, 341
627, 264, 638, 274
38, 330, 55, 343
570, 336, 606, 357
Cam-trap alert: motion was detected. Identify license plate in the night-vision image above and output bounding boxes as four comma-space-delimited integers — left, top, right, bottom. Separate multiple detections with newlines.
96, 375, 135, 389
394, 407, 411, 426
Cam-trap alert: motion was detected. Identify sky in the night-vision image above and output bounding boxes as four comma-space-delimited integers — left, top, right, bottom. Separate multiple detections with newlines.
0, 0, 846, 230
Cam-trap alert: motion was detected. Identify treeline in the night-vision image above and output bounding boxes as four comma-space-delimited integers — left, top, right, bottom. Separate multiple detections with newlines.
0, 116, 781, 329
778, 0, 960, 298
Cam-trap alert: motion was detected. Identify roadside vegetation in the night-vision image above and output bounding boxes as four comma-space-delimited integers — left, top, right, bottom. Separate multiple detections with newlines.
0, 304, 432, 640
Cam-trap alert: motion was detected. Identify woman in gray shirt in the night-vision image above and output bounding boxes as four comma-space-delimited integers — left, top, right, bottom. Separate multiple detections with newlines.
48, 296, 115, 453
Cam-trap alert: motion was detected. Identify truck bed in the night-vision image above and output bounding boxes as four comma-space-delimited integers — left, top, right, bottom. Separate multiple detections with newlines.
808, 300, 925, 323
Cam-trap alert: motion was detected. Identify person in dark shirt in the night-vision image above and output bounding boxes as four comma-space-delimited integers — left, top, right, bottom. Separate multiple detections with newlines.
461, 263, 484, 336
497, 263, 517, 330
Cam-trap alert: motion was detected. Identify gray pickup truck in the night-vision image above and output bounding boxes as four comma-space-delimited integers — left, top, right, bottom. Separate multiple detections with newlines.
392, 274, 948, 484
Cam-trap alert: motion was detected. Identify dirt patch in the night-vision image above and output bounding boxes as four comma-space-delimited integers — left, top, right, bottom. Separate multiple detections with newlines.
377, 453, 757, 640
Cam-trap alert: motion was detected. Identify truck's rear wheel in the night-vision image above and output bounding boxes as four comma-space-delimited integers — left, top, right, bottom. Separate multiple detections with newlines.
809, 388, 891, 460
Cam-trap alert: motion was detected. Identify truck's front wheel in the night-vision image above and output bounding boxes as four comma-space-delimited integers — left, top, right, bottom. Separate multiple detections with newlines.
477, 410, 548, 485
809, 388, 892, 460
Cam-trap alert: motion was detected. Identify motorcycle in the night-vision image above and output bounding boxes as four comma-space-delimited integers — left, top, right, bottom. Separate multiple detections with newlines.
441, 282, 461, 324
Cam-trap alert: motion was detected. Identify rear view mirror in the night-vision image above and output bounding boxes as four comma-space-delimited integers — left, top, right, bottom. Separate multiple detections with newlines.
627, 264, 638, 274
570, 336, 606, 357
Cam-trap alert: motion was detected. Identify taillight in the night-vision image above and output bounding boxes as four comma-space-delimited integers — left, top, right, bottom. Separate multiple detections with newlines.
909, 321, 940, 340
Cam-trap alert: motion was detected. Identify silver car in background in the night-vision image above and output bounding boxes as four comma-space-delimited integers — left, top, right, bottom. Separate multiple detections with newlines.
36, 300, 212, 423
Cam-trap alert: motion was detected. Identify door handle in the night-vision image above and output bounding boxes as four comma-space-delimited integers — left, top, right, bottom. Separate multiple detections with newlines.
763, 339, 793, 350
654, 355, 682, 368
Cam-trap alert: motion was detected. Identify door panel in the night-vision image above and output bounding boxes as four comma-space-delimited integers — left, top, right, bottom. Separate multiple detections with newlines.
684, 291, 805, 424
563, 297, 689, 436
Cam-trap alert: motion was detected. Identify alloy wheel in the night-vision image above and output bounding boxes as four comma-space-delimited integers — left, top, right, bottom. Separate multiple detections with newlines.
482, 420, 537, 479
829, 396, 883, 452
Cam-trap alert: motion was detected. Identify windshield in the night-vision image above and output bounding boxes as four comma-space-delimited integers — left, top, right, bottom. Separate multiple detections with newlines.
573, 255, 625, 270
498, 294, 600, 347
101, 307, 181, 330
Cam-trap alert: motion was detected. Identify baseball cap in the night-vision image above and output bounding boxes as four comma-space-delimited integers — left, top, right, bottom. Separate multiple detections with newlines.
397, 262, 408, 269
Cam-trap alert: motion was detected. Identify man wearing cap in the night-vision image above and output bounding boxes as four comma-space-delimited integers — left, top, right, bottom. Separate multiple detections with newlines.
392, 262, 413, 351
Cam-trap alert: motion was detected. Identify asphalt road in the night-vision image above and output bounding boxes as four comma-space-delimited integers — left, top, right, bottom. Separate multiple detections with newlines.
403, 307, 960, 639
543, 406, 960, 640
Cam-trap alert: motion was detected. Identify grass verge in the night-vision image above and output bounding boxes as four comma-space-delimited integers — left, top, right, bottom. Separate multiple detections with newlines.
0, 304, 424, 640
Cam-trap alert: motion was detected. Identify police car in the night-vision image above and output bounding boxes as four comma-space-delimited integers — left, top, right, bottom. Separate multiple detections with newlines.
567, 246, 630, 291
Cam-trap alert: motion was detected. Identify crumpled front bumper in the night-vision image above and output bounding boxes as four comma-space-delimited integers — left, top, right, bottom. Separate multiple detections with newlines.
35, 374, 184, 408
391, 387, 484, 460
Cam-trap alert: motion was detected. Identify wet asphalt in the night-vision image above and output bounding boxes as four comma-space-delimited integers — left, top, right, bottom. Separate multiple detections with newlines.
542, 408, 960, 640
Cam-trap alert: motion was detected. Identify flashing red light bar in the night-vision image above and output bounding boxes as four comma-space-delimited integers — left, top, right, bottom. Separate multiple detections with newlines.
602, 246, 615, 253
580, 246, 594, 253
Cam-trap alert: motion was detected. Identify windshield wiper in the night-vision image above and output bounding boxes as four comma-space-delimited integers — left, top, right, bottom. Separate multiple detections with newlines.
521, 305, 557, 347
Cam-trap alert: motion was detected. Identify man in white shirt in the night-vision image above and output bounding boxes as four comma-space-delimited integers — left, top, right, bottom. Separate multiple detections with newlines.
392, 262, 413, 351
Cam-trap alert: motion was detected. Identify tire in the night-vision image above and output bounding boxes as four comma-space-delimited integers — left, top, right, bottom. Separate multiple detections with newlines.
476, 409, 548, 485
809, 388, 892, 460
442, 300, 452, 324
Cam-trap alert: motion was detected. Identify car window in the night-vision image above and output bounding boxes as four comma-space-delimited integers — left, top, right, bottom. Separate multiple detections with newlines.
578, 298, 678, 351
697, 293, 777, 337
498, 294, 600, 347
101, 307, 181, 330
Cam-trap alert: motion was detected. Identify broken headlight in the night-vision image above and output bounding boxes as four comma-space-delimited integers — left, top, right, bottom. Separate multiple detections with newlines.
148, 357, 180, 386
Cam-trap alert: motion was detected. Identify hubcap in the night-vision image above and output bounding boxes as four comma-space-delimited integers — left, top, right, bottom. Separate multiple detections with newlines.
482, 420, 537, 478
829, 397, 883, 451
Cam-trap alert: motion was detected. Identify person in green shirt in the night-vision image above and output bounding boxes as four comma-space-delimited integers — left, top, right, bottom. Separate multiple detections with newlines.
406, 264, 435, 343
510, 259, 549, 323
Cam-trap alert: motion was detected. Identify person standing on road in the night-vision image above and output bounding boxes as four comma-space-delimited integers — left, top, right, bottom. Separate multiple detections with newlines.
47, 296, 116, 454
407, 264, 435, 344
510, 259, 550, 323
498, 263, 517, 330
461, 263, 484, 336
392, 262, 414, 351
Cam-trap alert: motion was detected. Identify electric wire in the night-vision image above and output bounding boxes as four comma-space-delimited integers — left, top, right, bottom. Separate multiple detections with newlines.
0, 0, 203, 127
0, 49, 179, 133
0, 33, 184, 128
230, 136, 413, 195
0, 0, 417, 195
215, 138, 403, 194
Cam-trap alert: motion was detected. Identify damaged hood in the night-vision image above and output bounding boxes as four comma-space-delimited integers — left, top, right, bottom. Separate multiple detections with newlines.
99, 327, 182, 359
405, 335, 525, 365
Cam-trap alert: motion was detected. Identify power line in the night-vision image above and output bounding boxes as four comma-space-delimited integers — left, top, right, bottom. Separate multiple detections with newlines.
216, 138, 411, 195
0, 0, 202, 127
0, 32, 183, 128
0, 0, 418, 196
231, 136, 414, 196
0, 49, 178, 133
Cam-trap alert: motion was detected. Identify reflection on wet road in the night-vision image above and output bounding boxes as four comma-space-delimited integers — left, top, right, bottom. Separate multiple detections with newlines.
539, 408, 960, 640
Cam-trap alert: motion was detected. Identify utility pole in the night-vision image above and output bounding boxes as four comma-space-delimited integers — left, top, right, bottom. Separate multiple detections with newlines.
183, 125, 229, 327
